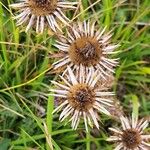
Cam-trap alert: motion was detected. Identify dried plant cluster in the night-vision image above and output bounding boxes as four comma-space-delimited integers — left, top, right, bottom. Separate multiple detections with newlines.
10, 0, 150, 149
10, 0, 78, 33
107, 115, 150, 150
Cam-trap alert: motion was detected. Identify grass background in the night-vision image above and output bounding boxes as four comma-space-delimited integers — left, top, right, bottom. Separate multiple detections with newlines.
0, 0, 150, 149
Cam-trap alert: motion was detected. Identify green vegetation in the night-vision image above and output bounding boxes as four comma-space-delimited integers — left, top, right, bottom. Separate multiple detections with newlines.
0, 0, 150, 149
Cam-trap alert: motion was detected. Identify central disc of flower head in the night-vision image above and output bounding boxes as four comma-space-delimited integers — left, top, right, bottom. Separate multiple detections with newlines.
69, 37, 102, 67
28, 0, 57, 16
67, 84, 95, 111
122, 129, 141, 149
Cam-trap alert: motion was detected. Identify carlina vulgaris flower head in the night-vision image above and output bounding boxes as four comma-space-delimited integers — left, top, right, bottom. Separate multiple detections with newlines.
52, 20, 120, 79
9, 0, 78, 33
107, 114, 150, 150
50, 66, 115, 132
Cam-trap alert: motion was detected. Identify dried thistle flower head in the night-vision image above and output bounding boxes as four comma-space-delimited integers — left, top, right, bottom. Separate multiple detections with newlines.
107, 115, 150, 150
50, 66, 115, 132
10, 0, 78, 33
53, 20, 119, 79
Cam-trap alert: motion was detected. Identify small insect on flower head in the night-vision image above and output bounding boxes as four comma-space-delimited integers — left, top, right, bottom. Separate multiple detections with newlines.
50, 66, 114, 132
53, 20, 119, 79
107, 114, 150, 150
10, 0, 78, 33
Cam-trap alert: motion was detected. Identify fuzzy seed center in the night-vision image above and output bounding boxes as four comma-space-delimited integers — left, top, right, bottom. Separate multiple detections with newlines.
67, 84, 95, 111
28, 0, 57, 16
122, 129, 141, 149
69, 37, 102, 67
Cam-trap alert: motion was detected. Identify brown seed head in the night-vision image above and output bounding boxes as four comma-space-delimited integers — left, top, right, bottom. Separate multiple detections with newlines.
28, 0, 57, 16
67, 84, 95, 111
122, 129, 141, 149
69, 37, 102, 67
